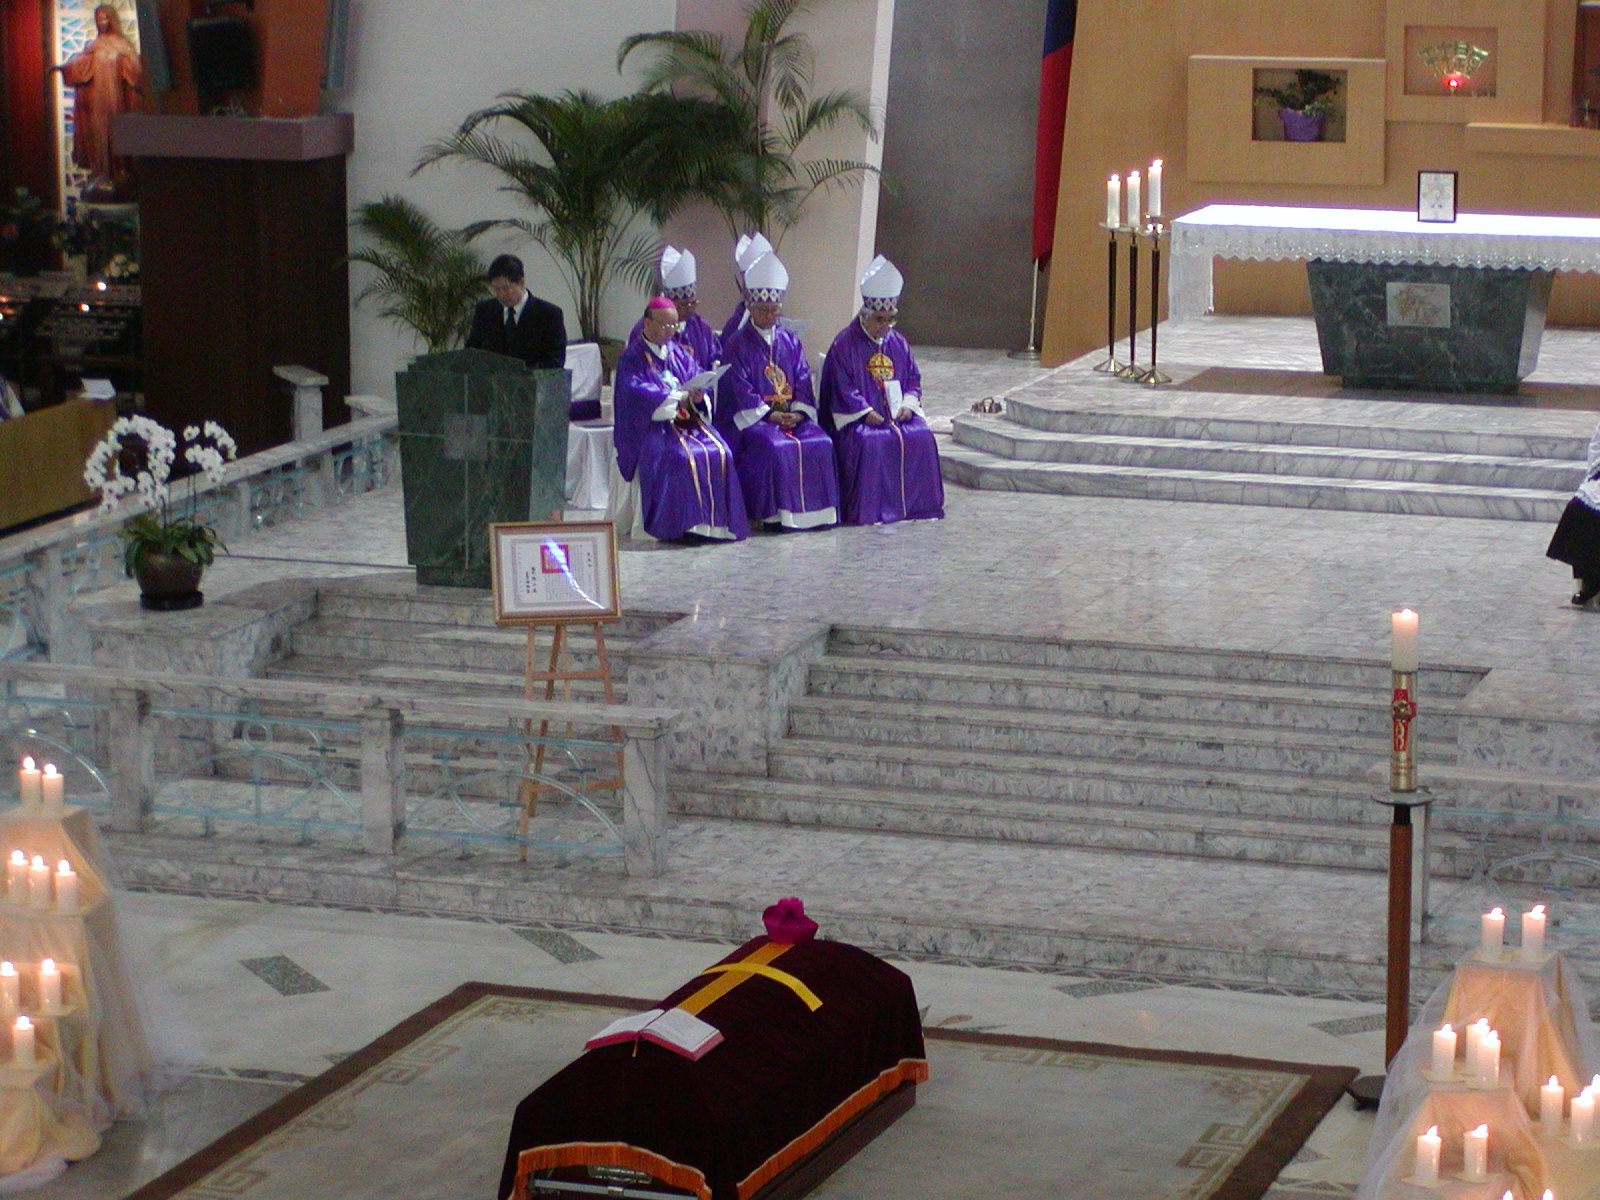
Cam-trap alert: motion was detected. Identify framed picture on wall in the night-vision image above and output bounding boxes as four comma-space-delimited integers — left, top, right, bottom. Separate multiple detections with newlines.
1417, 170, 1458, 222
490, 520, 621, 625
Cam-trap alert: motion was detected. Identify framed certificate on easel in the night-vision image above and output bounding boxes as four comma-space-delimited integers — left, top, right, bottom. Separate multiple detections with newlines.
1417, 170, 1458, 223
490, 520, 621, 625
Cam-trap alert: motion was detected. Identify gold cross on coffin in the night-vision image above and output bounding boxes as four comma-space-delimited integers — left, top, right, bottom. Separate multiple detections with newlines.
676, 942, 824, 1015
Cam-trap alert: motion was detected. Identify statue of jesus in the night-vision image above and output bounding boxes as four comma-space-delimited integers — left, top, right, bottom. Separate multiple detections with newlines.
50, 5, 145, 202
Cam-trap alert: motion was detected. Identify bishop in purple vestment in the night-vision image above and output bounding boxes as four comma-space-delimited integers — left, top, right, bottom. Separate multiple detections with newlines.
720, 252, 839, 529
613, 298, 748, 542
819, 256, 944, 525
627, 246, 722, 371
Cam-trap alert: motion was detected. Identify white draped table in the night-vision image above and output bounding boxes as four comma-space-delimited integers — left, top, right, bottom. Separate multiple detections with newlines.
1168, 205, 1600, 323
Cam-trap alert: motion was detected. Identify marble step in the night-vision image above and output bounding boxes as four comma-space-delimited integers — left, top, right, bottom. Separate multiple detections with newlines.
672, 772, 1492, 876
805, 655, 1457, 737
784, 697, 1435, 775
263, 655, 626, 704
825, 626, 1487, 694
210, 737, 623, 794
288, 616, 634, 676
952, 416, 1580, 491
1001, 398, 1591, 460
939, 442, 1566, 522
313, 576, 682, 637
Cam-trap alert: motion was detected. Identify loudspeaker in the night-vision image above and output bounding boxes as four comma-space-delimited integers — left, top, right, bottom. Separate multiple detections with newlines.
187, 16, 255, 91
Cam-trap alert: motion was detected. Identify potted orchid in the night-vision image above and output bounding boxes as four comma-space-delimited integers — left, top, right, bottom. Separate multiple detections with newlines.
83, 416, 238, 610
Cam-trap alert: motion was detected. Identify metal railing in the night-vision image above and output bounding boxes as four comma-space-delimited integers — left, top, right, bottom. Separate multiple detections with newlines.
0, 414, 398, 660
0, 663, 675, 877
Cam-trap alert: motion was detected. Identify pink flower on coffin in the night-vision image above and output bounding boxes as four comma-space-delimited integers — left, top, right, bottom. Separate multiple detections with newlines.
763, 897, 818, 944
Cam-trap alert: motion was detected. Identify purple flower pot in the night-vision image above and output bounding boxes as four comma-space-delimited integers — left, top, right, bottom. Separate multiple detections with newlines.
1278, 108, 1325, 142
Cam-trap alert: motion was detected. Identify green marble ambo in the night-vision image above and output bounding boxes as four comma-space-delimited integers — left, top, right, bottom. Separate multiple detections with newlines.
395, 348, 571, 588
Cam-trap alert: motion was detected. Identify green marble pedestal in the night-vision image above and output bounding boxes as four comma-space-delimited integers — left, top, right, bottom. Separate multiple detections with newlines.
395, 349, 570, 588
1306, 260, 1554, 393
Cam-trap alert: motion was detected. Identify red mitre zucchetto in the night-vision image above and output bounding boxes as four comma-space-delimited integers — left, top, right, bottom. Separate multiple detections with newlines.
646, 295, 677, 311
762, 897, 818, 944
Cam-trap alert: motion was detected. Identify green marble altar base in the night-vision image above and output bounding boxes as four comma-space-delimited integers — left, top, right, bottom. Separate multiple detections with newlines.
1306, 260, 1554, 394
396, 349, 570, 589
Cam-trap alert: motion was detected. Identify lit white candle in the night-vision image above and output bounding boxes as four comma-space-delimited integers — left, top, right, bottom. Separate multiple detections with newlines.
53, 861, 76, 913
1431, 1023, 1457, 1075
1481, 907, 1505, 958
1574, 1090, 1596, 1143
16, 759, 39, 808
1523, 904, 1547, 958
38, 764, 62, 813
0, 963, 18, 1015
26, 856, 47, 911
1147, 158, 1164, 220
1479, 1031, 1502, 1087
1392, 609, 1419, 671
37, 960, 60, 1013
1105, 174, 1121, 227
1415, 1124, 1441, 1185
4, 852, 25, 906
1463, 1123, 1489, 1179
12, 1016, 34, 1068
1543, 1074, 1565, 1134
1126, 171, 1142, 229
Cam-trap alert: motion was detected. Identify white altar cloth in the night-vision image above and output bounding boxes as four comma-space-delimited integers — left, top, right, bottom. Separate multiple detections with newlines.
1168, 205, 1600, 323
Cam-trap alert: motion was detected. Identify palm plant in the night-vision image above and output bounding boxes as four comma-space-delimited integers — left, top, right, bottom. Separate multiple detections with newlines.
414, 90, 712, 343
618, 0, 882, 243
348, 196, 487, 353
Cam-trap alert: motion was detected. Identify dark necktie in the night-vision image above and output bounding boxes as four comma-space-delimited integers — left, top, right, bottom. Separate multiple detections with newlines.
503, 306, 515, 329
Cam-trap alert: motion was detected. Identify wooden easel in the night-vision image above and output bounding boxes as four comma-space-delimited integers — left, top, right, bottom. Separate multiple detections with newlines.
516, 617, 624, 860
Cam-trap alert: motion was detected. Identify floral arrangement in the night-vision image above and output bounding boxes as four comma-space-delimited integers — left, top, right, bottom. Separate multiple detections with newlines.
52, 202, 140, 280
83, 417, 239, 576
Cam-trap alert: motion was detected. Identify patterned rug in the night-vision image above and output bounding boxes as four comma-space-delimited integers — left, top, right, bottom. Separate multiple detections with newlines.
126, 982, 1355, 1200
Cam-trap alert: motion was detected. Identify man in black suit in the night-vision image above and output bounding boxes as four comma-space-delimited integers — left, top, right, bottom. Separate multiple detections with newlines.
465, 254, 567, 369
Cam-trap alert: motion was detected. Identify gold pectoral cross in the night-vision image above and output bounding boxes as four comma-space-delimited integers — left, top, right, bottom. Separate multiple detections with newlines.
764, 360, 793, 412
675, 941, 824, 1015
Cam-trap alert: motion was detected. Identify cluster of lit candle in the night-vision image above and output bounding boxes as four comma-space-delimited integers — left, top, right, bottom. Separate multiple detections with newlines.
14, 758, 65, 813
1430, 1018, 1502, 1085
1480, 904, 1547, 960
4, 851, 78, 912
1103, 160, 1164, 228
0, 959, 65, 1017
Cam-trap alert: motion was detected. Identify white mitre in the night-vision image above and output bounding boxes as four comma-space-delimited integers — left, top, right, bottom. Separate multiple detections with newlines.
859, 255, 904, 312
743, 251, 789, 303
736, 232, 773, 274
661, 246, 696, 297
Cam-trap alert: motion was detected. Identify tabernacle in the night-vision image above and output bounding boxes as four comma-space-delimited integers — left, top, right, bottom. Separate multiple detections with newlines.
499, 935, 928, 1200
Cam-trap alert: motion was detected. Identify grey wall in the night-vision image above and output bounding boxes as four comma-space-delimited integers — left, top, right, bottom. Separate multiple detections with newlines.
877, 0, 1044, 349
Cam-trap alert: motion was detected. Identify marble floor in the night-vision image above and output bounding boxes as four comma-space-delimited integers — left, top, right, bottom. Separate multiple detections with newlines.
49, 321, 1600, 1198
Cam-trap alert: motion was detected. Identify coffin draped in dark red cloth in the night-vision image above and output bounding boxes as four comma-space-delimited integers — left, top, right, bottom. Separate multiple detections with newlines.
499, 936, 928, 1200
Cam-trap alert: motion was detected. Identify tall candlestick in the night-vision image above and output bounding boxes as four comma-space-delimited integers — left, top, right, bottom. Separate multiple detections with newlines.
1523, 903, 1547, 958
1574, 1090, 1596, 1143
26, 856, 47, 911
1431, 1023, 1457, 1075
0, 963, 18, 1015
53, 861, 76, 913
38, 764, 62, 813
12, 1016, 34, 1068
1463, 1123, 1489, 1180
4, 852, 24, 906
1543, 1074, 1565, 1134
1105, 174, 1121, 227
1392, 609, 1419, 671
1147, 158, 1164, 219
1415, 1125, 1441, 1186
1481, 907, 1505, 959
1126, 171, 1142, 230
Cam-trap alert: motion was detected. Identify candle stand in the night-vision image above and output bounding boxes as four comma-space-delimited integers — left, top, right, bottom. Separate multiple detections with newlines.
1137, 220, 1172, 386
1117, 223, 1142, 380
1093, 224, 1126, 375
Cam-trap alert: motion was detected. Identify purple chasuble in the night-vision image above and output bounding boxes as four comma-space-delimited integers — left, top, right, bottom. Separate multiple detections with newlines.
613, 338, 749, 542
721, 322, 839, 529
819, 321, 945, 526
